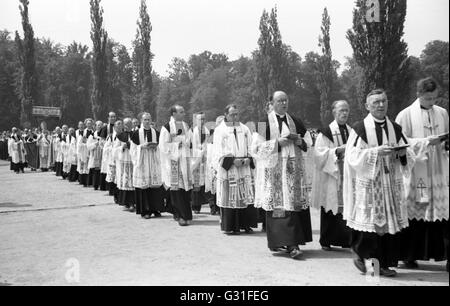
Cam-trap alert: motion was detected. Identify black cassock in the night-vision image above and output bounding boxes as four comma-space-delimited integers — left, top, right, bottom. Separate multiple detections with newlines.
264, 114, 312, 248
219, 155, 258, 232
116, 131, 136, 208
191, 132, 212, 213
349, 120, 408, 268
318, 124, 352, 248
0, 139, 7, 160
130, 129, 165, 217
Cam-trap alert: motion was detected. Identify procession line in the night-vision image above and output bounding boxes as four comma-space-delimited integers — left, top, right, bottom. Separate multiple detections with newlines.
0, 203, 113, 214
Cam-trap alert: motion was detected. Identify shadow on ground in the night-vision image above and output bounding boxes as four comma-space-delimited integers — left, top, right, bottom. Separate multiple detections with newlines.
0, 202, 32, 208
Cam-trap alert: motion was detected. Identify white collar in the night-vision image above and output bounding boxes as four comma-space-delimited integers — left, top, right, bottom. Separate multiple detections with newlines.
372, 116, 386, 124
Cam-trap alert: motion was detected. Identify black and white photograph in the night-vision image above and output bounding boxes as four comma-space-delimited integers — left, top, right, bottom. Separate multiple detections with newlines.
0, 0, 448, 291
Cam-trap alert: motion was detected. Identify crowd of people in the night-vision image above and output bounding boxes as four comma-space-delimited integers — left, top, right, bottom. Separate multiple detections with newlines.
0, 76, 448, 277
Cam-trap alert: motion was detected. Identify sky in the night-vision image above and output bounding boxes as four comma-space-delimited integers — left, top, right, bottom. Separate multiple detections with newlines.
1, 0, 449, 76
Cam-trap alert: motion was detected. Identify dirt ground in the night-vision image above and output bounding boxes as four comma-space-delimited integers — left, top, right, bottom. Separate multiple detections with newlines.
0, 160, 448, 286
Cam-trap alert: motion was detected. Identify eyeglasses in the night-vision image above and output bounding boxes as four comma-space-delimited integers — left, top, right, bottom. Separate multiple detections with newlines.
275, 99, 289, 104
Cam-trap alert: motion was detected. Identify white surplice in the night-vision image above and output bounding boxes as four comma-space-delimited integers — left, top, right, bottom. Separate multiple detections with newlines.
311, 121, 352, 215
213, 121, 254, 209
191, 125, 210, 188
37, 135, 52, 169
251, 112, 313, 212
159, 117, 192, 191
395, 99, 449, 222
131, 127, 162, 189
9, 134, 26, 164
343, 114, 415, 235
87, 131, 103, 170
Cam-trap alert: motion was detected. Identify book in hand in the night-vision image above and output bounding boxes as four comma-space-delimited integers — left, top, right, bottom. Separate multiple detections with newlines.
389, 144, 410, 151
286, 133, 300, 141
437, 133, 449, 141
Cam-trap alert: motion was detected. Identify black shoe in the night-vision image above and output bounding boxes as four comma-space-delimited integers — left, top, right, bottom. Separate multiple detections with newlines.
353, 257, 367, 274
143, 214, 151, 219
380, 268, 397, 277
178, 218, 188, 226
289, 247, 303, 260
153, 212, 162, 218
245, 227, 254, 234
321, 245, 332, 251
270, 247, 288, 253
403, 260, 419, 269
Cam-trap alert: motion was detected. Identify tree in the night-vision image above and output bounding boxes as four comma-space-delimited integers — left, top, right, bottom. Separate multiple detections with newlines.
300, 52, 322, 127
254, 7, 301, 119
59, 42, 92, 126
0, 30, 20, 130
254, 9, 271, 115
156, 58, 192, 126
90, 0, 108, 120
15, 0, 38, 127
316, 8, 334, 126
338, 56, 365, 123
420, 40, 449, 109
347, 0, 410, 118
135, 0, 154, 118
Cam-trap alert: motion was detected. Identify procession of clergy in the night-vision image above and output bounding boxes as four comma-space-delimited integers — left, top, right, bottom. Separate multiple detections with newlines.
1, 76, 448, 277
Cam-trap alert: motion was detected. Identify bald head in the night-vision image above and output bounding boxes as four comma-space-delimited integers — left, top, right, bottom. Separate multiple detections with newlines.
272, 91, 289, 115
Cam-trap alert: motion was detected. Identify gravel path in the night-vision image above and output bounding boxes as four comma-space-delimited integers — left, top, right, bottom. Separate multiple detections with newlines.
0, 161, 447, 286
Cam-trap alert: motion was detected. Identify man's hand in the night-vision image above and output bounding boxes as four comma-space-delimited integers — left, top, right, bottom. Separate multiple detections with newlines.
278, 137, 292, 148
397, 148, 407, 157
294, 138, 303, 147
143, 142, 157, 149
378, 145, 393, 156
242, 158, 251, 167
233, 158, 242, 168
122, 143, 128, 150
336, 145, 346, 155
148, 142, 158, 149
427, 135, 442, 146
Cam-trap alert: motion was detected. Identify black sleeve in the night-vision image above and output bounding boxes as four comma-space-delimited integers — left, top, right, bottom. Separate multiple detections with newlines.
320, 126, 333, 143
392, 122, 408, 166
352, 121, 367, 146
221, 157, 235, 171
249, 157, 255, 170
116, 132, 127, 143
130, 130, 140, 145
291, 116, 307, 137
98, 126, 107, 139
392, 121, 408, 144
291, 116, 308, 152
155, 130, 160, 144
399, 155, 407, 166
